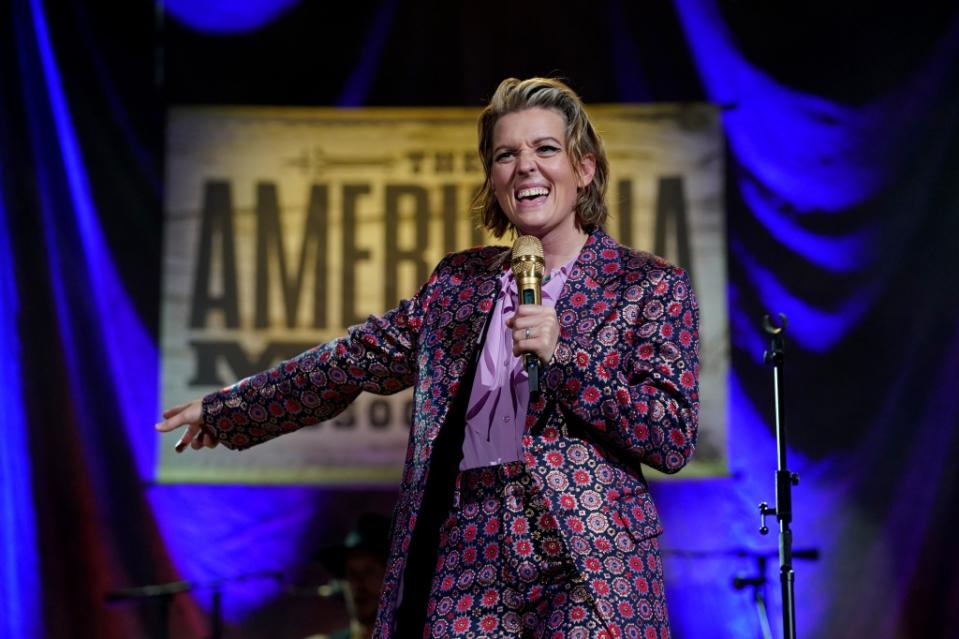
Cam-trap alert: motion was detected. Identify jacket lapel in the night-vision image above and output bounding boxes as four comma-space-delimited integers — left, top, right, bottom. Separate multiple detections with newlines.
425, 248, 506, 444
525, 227, 624, 428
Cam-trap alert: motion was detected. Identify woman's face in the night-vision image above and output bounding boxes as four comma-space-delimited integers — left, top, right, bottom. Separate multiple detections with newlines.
490, 107, 595, 242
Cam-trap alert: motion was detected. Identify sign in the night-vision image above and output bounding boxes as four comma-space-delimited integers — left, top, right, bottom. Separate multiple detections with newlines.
159, 105, 727, 483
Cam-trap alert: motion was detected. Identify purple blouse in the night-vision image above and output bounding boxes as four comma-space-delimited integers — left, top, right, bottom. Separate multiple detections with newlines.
460, 254, 577, 470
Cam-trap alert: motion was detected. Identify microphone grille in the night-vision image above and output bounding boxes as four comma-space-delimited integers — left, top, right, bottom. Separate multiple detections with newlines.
511, 235, 545, 278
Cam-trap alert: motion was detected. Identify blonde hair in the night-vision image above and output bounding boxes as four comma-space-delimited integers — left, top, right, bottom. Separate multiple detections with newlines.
472, 77, 610, 238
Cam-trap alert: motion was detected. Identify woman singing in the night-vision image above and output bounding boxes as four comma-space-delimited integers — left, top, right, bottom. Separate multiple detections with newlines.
157, 77, 700, 639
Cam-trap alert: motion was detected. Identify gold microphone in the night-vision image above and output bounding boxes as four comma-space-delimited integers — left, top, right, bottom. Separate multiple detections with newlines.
511, 235, 545, 392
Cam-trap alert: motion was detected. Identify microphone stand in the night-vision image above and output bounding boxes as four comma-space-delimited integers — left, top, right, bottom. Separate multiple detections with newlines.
732, 553, 773, 639
104, 580, 191, 639
660, 546, 818, 639
757, 313, 800, 639
731, 548, 819, 639
104, 571, 283, 639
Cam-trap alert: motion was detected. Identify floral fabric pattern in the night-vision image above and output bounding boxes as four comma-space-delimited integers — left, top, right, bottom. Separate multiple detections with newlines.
202, 227, 699, 638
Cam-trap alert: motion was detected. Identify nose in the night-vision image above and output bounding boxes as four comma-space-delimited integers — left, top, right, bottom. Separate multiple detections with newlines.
516, 149, 537, 174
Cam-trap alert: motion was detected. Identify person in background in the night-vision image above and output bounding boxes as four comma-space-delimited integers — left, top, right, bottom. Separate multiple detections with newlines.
158, 76, 699, 638
307, 513, 389, 639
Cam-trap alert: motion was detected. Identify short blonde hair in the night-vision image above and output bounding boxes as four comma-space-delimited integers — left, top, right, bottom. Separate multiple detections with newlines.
472, 77, 610, 238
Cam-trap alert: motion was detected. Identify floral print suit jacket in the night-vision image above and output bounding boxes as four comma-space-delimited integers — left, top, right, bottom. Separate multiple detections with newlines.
202, 226, 700, 637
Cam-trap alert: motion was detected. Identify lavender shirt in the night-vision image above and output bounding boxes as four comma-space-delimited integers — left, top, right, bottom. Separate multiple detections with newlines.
460, 254, 577, 470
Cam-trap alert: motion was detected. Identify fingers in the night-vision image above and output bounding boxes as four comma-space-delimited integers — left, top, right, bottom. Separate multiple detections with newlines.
511, 324, 548, 346
156, 413, 187, 433
155, 412, 186, 433
201, 427, 219, 449
156, 399, 213, 453
176, 425, 218, 452
184, 427, 219, 451
506, 304, 556, 330
204, 432, 219, 449
506, 305, 559, 362
161, 402, 190, 420
175, 425, 196, 453
190, 427, 206, 450
515, 325, 535, 343
156, 399, 202, 432
511, 327, 554, 359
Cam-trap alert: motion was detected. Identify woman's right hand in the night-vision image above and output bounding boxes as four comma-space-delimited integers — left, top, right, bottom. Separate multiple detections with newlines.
155, 399, 218, 452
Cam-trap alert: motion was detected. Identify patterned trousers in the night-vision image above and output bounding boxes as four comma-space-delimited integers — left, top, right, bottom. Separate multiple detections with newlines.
421, 462, 659, 639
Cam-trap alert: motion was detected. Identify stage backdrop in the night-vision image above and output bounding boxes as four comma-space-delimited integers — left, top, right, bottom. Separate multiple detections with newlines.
158, 104, 726, 483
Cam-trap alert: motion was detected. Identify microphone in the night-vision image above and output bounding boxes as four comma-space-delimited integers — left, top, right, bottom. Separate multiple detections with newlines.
511, 235, 545, 393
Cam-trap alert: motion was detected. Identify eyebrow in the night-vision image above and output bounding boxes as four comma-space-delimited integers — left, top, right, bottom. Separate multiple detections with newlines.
493, 136, 563, 155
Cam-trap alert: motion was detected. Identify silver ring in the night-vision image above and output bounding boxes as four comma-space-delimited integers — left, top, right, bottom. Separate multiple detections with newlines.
524, 328, 532, 340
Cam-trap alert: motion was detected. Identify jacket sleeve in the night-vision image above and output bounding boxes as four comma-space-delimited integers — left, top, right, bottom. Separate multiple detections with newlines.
545, 265, 700, 473
201, 264, 442, 450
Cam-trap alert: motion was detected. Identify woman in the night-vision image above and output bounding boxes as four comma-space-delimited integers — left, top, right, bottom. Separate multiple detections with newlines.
157, 77, 699, 638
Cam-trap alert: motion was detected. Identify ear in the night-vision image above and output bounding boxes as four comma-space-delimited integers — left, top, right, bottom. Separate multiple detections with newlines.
577, 153, 596, 188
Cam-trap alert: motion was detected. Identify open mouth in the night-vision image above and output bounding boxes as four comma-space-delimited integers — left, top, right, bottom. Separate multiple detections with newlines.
515, 186, 550, 204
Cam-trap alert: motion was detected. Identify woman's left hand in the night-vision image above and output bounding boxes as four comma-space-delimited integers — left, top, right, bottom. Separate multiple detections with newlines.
507, 304, 560, 364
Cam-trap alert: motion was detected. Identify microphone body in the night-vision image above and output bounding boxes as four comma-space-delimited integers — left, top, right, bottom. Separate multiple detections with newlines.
510, 236, 545, 393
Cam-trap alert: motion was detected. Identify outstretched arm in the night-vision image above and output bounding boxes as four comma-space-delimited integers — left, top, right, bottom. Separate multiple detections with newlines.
156, 260, 444, 452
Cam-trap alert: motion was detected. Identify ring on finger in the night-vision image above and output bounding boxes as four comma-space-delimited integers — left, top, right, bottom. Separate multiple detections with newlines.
524, 327, 532, 340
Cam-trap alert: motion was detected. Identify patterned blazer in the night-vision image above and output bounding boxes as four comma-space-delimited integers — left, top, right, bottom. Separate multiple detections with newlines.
202, 226, 700, 636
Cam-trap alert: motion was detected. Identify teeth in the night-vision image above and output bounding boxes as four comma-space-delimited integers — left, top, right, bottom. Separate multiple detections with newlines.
517, 187, 549, 200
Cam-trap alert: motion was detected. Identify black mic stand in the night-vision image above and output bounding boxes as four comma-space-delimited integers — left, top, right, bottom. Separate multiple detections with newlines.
104, 580, 191, 639
757, 313, 800, 639
731, 548, 819, 639
105, 571, 283, 639
660, 546, 818, 639
732, 552, 774, 639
